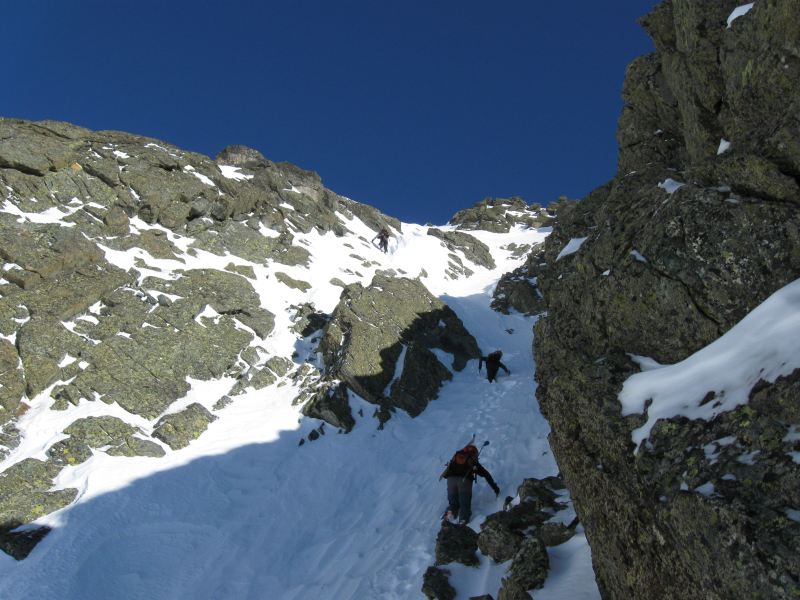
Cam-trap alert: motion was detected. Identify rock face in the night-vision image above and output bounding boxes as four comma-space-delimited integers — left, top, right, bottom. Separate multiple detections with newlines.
315, 274, 480, 423
449, 197, 551, 233
435, 521, 480, 567
490, 247, 546, 316
47, 416, 164, 465
421, 566, 457, 600
152, 404, 218, 450
534, 2, 800, 599
426, 228, 496, 270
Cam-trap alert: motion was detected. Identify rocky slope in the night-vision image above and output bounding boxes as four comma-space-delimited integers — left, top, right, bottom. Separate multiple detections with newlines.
533, 2, 800, 598
0, 116, 555, 579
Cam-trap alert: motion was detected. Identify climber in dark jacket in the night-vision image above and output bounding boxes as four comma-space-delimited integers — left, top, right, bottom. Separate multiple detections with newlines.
372, 227, 391, 253
479, 350, 510, 383
442, 444, 500, 525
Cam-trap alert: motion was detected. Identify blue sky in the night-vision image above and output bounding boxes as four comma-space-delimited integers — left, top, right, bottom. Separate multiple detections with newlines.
6, 1, 656, 225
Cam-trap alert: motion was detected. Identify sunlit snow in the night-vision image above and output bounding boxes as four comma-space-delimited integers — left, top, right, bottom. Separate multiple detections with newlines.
0, 199, 599, 600
555, 237, 588, 261
658, 178, 685, 195
620, 278, 800, 450
219, 165, 254, 181
727, 3, 755, 28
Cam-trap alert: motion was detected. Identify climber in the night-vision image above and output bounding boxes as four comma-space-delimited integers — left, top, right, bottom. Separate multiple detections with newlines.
372, 227, 391, 253
478, 350, 510, 383
441, 442, 499, 525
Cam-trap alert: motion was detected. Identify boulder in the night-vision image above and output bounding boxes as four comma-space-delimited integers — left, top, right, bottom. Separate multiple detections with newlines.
0, 526, 52, 561
427, 228, 496, 269
507, 537, 549, 590
491, 270, 544, 316
275, 271, 312, 292
536, 522, 575, 547
152, 403, 217, 450
291, 303, 330, 337
496, 580, 531, 600
318, 275, 479, 420
477, 517, 525, 563
265, 356, 293, 377
0, 458, 78, 557
421, 566, 456, 600
435, 521, 479, 567
47, 416, 164, 465
301, 382, 356, 432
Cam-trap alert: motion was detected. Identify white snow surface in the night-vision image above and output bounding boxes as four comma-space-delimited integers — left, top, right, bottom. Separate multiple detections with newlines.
717, 138, 732, 155
219, 165, 254, 181
727, 3, 755, 28
620, 278, 800, 450
658, 178, 685, 194
0, 205, 599, 600
555, 237, 588, 261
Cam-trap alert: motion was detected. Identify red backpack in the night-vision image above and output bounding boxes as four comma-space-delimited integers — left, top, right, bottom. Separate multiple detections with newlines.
448, 445, 478, 476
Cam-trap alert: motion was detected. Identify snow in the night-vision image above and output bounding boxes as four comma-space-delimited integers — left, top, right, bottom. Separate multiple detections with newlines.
658, 179, 685, 195
0, 207, 597, 599
219, 165, 254, 181
184, 166, 216, 187
630, 249, 647, 263
536, 532, 601, 600
58, 354, 77, 368
727, 3, 755, 28
620, 278, 800, 450
112, 150, 129, 159
695, 482, 715, 497
717, 138, 732, 155
0, 199, 81, 227
555, 237, 588, 261
737, 451, 760, 465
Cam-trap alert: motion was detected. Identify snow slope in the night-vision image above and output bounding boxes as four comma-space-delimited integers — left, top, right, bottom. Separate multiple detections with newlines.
0, 202, 599, 599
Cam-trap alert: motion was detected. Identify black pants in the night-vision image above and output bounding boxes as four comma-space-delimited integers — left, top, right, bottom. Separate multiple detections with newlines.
486, 364, 499, 382
446, 476, 473, 523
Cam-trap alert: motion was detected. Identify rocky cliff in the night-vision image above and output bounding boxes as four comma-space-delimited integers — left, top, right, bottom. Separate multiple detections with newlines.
534, 1, 800, 598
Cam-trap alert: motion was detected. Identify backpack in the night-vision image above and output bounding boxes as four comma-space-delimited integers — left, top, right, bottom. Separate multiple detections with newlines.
447, 445, 478, 477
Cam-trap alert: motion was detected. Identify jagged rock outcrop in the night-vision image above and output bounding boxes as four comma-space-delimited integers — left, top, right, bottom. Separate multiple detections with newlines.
490, 245, 546, 316
312, 274, 480, 424
435, 521, 480, 567
449, 197, 551, 233
426, 228, 496, 270
152, 403, 217, 450
46, 416, 164, 465
422, 566, 457, 600
534, 2, 800, 599
0, 458, 78, 558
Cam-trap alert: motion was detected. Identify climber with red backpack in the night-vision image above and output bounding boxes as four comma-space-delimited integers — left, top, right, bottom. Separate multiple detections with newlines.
439, 440, 499, 525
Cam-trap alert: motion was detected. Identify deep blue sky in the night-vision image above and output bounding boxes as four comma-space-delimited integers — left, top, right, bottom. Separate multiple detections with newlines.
6, 1, 657, 225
